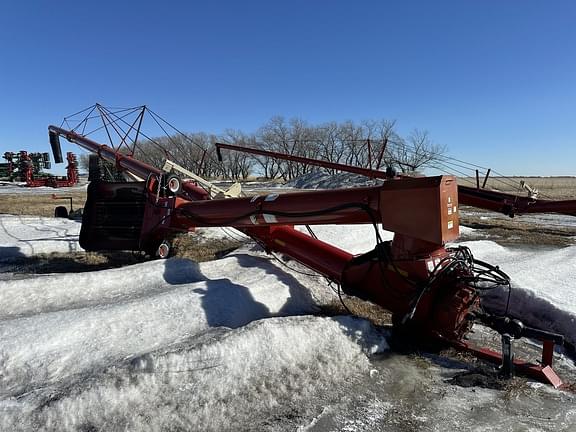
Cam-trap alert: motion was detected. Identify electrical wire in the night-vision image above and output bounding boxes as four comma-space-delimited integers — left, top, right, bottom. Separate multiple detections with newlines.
268, 252, 323, 278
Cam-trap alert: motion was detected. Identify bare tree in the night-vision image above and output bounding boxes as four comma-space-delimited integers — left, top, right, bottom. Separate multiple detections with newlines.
220, 130, 255, 180
388, 129, 446, 173
84, 117, 447, 182
315, 122, 346, 174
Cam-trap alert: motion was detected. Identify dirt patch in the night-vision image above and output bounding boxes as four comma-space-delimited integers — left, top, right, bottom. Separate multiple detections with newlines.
320, 296, 393, 327
0, 192, 87, 217
447, 370, 506, 390
460, 213, 576, 247
3, 233, 245, 276
4, 251, 145, 274
171, 233, 243, 262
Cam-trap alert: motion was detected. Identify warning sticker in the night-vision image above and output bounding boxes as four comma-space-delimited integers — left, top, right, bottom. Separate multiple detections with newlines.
447, 220, 454, 230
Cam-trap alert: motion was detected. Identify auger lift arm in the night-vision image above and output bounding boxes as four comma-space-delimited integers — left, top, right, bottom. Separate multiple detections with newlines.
48, 119, 567, 388
215, 142, 576, 218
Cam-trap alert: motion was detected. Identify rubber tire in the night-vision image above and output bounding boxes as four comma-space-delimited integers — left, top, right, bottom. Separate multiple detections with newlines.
54, 206, 69, 218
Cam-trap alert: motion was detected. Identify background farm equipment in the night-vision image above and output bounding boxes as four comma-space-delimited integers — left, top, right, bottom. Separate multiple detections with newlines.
47, 104, 576, 388
0, 150, 79, 187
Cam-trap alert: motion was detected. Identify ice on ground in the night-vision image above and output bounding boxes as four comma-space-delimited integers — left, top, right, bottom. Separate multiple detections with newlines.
0, 183, 88, 195
0, 315, 386, 432
0, 215, 81, 258
0, 215, 250, 261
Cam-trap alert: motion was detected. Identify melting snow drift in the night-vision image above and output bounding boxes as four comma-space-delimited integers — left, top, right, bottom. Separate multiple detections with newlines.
1, 214, 576, 430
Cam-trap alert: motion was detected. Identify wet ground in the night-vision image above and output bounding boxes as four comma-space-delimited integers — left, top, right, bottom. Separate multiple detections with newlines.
300, 326, 576, 432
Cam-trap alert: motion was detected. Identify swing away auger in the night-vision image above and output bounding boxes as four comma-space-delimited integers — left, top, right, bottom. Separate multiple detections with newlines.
48, 108, 569, 388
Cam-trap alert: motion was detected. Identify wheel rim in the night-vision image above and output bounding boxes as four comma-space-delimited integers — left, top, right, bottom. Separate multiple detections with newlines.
158, 243, 170, 259
168, 178, 180, 193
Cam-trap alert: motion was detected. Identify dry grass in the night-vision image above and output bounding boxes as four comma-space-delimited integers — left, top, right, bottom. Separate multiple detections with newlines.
6, 233, 244, 276
320, 297, 393, 327
171, 232, 244, 262
7, 251, 146, 274
458, 176, 576, 199
0, 192, 87, 217
459, 212, 576, 247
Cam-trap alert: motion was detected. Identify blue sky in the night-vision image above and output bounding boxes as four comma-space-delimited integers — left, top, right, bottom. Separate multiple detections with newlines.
1, 1, 575, 175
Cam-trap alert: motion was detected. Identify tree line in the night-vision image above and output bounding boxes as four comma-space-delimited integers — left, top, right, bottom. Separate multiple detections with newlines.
83, 117, 447, 181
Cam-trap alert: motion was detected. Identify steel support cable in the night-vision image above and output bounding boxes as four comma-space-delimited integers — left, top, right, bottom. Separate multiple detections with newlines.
384, 140, 491, 179
146, 108, 217, 157
430, 152, 548, 197
95, 104, 117, 149
102, 107, 166, 154
368, 138, 541, 197
146, 108, 224, 179
101, 107, 174, 161
64, 109, 139, 134
417, 158, 541, 200
418, 160, 480, 186
145, 109, 202, 172
100, 105, 146, 154
258, 135, 528, 195
81, 107, 144, 139
146, 108, 224, 174
67, 105, 98, 134
97, 106, 138, 152
425, 158, 554, 200
71, 107, 137, 136
62, 104, 98, 122
65, 106, 138, 124
80, 106, 98, 136
65, 106, 173, 172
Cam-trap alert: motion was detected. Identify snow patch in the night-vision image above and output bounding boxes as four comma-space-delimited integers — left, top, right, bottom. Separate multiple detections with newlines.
0, 215, 81, 258
286, 171, 383, 189
0, 316, 386, 432
463, 240, 576, 345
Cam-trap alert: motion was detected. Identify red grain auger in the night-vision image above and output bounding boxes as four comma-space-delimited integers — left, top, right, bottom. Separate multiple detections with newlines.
48, 104, 576, 388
